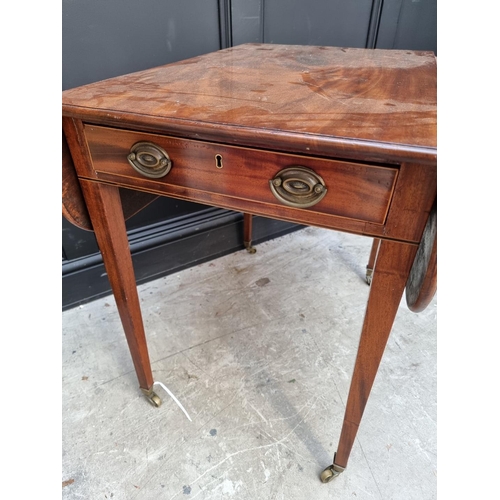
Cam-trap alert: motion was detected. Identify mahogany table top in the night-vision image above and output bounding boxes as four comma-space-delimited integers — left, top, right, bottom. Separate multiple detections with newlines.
62, 43, 437, 165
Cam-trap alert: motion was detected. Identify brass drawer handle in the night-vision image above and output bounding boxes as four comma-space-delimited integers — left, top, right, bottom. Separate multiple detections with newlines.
127, 142, 172, 178
269, 166, 327, 208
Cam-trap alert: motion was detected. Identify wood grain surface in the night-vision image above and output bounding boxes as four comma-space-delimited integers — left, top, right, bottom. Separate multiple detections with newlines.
84, 125, 398, 226
62, 44, 437, 165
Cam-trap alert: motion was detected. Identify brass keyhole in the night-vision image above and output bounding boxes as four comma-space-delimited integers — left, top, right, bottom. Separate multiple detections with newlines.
215, 154, 223, 169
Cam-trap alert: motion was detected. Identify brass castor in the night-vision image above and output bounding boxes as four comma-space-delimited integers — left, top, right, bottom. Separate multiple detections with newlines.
244, 242, 257, 254
320, 466, 336, 483
148, 393, 162, 407
142, 388, 162, 407
320, 455, 345, 483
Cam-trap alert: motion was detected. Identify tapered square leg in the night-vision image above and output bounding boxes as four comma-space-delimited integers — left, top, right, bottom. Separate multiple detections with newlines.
322, 239, 417, 481
79, 179, 155, 394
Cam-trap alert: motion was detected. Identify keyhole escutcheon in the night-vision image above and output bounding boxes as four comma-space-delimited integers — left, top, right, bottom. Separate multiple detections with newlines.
215, 154, 223, 169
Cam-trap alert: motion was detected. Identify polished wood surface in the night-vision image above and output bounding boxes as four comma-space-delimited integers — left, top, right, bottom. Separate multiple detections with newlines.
84, 125, 398, 227
62, 44, 436, 165
62, 44, 437, 480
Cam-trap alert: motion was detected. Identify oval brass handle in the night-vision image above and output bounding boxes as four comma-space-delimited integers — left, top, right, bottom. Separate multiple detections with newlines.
269, 166, 327, 208
127, 142, 172, 179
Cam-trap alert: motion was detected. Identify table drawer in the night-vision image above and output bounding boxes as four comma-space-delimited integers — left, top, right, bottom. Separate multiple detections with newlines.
84, 125, 398, 225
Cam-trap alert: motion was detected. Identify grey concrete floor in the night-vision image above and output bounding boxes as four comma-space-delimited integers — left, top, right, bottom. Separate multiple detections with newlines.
62, 226, 437, 500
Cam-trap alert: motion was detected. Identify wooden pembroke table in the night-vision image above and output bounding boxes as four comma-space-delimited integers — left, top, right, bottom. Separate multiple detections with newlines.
62, 43, 437, 482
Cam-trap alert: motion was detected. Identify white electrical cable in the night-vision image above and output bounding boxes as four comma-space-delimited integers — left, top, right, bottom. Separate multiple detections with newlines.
153, 381, 192, 422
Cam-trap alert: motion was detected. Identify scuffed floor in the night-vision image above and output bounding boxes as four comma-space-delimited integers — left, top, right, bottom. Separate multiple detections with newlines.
62, 226, 437, 499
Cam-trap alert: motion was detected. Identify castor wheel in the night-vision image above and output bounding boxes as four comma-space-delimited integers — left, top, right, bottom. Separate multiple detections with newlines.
141, 388, 162, 407
320, 455, 345, 483
320, 466, 336, 483
244, 242, 256, 254
148, 393, 162, 407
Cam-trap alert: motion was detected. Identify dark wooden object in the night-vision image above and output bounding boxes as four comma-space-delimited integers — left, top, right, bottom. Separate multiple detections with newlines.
406, 202, 437, 312
62, 44, 437, 481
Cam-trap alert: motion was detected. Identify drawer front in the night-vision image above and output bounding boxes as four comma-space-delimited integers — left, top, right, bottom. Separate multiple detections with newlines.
84, 125, 398, 225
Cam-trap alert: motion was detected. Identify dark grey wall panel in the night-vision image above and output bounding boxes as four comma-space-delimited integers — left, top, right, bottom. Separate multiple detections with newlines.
232, 0, 374, 48
62, 0, 221, 90
231, 0, 263, 46
376, 0, 437, 54
263, 0, 374, 47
